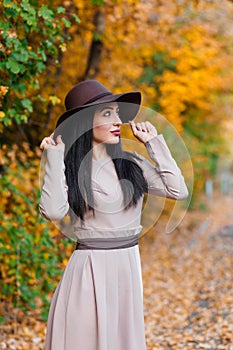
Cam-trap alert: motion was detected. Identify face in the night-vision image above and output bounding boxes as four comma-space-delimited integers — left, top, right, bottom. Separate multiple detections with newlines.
93, 102, 122, 145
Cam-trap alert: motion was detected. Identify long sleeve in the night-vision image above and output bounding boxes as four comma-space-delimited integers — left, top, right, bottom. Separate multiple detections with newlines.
39, 149, 69, 221
131, 134, 189, 200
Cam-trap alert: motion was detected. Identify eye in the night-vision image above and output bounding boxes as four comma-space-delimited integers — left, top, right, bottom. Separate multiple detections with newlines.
103, 110, 111, 117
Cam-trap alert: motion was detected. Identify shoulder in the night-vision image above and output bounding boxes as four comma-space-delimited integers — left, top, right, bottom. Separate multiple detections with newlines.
124, 151, 149, 170
124, 151, 145, 162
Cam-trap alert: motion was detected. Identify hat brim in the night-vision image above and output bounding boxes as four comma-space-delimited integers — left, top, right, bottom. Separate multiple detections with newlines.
56, 92, 141, 128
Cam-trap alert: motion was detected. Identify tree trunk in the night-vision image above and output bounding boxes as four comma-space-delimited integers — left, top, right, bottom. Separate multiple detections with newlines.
83, 10, 106, 80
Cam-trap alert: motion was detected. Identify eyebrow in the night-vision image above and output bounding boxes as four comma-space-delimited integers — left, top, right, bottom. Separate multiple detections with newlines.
99, 106, 120, 113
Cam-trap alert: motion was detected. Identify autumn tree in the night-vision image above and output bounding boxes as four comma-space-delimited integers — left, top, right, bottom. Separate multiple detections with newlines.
0, 0, 80, 143
0, 0, 80, 318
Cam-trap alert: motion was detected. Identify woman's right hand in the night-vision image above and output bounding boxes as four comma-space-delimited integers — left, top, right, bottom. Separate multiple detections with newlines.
40, 133, 65, 152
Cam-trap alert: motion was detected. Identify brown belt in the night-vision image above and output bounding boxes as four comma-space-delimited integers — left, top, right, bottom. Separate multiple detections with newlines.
75, 233, 140, 250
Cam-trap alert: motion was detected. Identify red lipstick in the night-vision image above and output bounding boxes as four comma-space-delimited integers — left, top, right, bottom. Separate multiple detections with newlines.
111, 129, 120, 136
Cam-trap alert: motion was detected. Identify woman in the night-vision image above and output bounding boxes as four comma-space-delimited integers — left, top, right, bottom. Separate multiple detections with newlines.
39, 80, 188, 350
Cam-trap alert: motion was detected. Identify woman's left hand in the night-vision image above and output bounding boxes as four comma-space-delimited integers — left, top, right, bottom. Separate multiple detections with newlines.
129, 120, 158, 143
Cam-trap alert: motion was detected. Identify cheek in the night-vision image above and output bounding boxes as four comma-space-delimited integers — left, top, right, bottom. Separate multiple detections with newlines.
93, 124, 110, 140
94, 123, 110, 131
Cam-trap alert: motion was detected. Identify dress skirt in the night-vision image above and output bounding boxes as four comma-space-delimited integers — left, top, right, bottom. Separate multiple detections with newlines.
45, 228, 147, 350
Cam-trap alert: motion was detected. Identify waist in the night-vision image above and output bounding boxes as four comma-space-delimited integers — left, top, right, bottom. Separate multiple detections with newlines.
75, 233, 140, 250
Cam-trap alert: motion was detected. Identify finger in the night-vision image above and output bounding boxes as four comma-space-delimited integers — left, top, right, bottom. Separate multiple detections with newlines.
145, 121, 151, 132
140, 122, 147, 132
56, 135, 63, 144
40, 137, 55, 149
50, 132, 57, 144
40, 140, 51, 150
145, 121, 153, 129
129, 121, 138, 134
136, 122, 142, 131
46, 137, 56, 146
40, 138, 49, 150
145, 121, 157, 133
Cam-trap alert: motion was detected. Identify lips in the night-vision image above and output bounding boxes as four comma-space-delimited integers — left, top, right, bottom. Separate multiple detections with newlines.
111, 130, 120, 136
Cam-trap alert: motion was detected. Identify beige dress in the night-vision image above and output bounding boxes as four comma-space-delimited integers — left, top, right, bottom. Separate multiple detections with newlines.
39, 135, 188, 350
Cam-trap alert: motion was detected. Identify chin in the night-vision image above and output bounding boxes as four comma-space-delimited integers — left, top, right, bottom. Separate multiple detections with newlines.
104, 136, 120, 144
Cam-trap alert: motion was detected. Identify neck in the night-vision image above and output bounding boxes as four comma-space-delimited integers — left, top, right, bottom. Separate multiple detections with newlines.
92, 142, 109, 160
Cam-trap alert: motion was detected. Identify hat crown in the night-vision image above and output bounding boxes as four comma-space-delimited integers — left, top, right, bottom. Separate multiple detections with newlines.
65, 80, 112, 111
55, 79, 141, 128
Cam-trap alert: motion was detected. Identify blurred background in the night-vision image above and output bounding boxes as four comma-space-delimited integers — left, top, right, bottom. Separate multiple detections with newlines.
0, 0, 233, 349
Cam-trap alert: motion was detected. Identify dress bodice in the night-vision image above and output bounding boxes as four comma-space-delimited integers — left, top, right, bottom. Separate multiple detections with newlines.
39, 135, 189, 239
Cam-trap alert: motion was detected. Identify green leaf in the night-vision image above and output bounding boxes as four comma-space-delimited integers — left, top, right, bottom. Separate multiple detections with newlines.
3, 0, 12, 5
38, 6, 53, 21
36, 61, 45, 72
21, 0, 37, 26
6, 36, 21, 51
38, 48, 47, 61
11, 50, 29, 63
6, 58, 20, 74
3, 0, 18, 10
37, 95, 47, 103
0, 20, 12, 31
62, 18, 71, 28
13, 83, 27, 94
3, 7, 18, 19
21, 0, 33, 13
57, 6, 65, 14
72, 13, 81, 23
19, 114, 28, 122
21, 98, 33, 113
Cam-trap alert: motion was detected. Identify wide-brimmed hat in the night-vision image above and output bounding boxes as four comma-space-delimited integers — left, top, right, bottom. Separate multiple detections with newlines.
56, 80, 141, 127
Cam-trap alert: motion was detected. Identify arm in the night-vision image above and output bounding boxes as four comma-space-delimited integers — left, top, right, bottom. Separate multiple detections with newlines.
132, 134, 189, 200
39, 135, 69, 221
129, 121, 189, 200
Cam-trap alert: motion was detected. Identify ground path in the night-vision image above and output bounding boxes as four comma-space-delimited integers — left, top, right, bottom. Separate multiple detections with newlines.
140, 194, 233, 350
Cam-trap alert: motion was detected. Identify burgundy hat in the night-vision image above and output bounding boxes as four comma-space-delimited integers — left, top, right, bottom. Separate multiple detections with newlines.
56, 80, 141, 127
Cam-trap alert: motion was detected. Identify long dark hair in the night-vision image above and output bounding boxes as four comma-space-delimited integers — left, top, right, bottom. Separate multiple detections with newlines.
56, 106, 148, 221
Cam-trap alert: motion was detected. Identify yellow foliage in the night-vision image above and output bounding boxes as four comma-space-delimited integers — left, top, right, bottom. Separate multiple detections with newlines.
41, 0, 230, 142
0, 85, 9, 100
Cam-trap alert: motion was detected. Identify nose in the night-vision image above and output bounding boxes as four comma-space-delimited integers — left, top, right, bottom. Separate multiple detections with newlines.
113, 115, 122, 126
